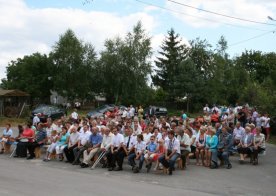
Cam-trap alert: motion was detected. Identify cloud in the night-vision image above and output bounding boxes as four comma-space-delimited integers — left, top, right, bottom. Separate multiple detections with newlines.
165, 0, 276, 28
0, 0, 158, 80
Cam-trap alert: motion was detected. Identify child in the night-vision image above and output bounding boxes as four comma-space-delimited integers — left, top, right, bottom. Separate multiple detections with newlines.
144, 135, 158, 172
153, 139, 166, 171
44, 130, 58, 162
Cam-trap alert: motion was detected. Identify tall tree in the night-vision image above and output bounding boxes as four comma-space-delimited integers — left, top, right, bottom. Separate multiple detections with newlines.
51, 29, 97, 101
152, 28, 188, 101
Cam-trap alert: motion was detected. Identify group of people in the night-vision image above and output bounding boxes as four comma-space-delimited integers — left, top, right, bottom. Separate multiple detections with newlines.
0, 104, 270, 176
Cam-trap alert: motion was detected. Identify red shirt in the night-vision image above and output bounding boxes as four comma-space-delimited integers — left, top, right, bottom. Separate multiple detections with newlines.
22, 128, 35, 142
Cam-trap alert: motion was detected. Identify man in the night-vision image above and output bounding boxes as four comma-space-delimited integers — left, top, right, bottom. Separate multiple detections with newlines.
98, 127, 114, 168
71, 109, 79, 123
176, 127, 190, 169
72, 124, 91, 165
0, 124, 13, 153
33, 113, 40, 126
203, 104, 210, 113
107, 126, 125, 171
26, 123, 47, 159
158, 130, 180, 175
64, 126, 80, 163
215, 123, 222, 136
217, 127, 233, 169
129, 105, 135, 119
80, 127, 102, 168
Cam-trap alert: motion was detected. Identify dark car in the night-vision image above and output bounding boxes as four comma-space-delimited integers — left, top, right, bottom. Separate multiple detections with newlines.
144, 106, 168, 118
87, 104, 115, 118
31, 105, 66, 122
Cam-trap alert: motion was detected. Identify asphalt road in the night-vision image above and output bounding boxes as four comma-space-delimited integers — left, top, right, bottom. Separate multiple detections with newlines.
0, 142, 275, 196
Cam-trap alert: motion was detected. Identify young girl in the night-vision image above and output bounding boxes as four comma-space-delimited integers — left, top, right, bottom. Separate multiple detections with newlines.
44, 130, 58, 162
153, 139, 166, 171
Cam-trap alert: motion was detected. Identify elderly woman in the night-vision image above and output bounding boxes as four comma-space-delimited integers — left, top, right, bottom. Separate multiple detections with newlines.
252, 127, 265, 165
237, 126, 254, 164
205, 127, 218, 169
55, 127, 69, 161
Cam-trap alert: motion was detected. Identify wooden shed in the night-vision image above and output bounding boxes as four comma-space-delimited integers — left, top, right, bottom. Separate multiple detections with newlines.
0, 89, 30, 117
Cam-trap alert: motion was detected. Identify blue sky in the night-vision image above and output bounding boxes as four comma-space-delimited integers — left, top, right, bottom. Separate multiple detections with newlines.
0, 0, 276, 79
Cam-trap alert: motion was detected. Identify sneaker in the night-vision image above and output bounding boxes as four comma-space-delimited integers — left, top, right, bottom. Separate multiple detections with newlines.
27, 156, 34, 160
133, 166, 139, 173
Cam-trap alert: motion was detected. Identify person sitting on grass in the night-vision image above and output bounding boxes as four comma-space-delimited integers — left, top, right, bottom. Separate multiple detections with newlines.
237, 126, 253, 164
252, 127, 265, 165
44, 130, 58, 161
144, 135, 158, 172
128, 134, 146, 173
158, 130, 180, 175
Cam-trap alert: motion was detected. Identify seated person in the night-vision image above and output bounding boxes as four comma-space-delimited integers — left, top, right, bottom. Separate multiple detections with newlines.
158, 130, 180, 175
26, 123, 47, 160
97, 127, 114, 168
64, 126, 80, 163
252, 127, 265, 165
80, 127, 102, 168
55, 127, 69, 161
217, 127, 232, 169
237, 126, 253, 163
195, 126, 206, 166
0, 123, 13, 153
44, 130, 58, 161
177, 127, 191, 168
128, 134, 146, 173
144, 135, 158, 172
205, 128, 218, 169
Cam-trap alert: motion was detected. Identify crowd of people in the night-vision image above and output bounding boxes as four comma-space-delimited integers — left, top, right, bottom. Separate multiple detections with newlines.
0, 104, 271, 175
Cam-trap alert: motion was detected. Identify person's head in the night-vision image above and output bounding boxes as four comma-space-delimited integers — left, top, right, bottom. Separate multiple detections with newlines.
245, 126, 251, 134
104, 127, 111, 135
124, 126, 130, 136
209, 128, 216, 136
153, 127, 159, 135
256, 127, 262, 135
150, 135, 155, 143
185, 127, 193, 136
178, 127, 184, 136
51, 130, 57, 136
37, 123, 43, 130
200, 126, 207, 134
215, 123, 221, 129
236, 122, 241, 128
61, 127, 67, 135
221, 127, 227, 134
25, 122, 32, 129
71, 126, 77, 133
137, 134, 143, 142
158, 139, 164, 146
168, 130, 175, 139
6, 123, 11, 129
83, 124, 89, 132
92, 126, 98, 135
112, 126, 119, 135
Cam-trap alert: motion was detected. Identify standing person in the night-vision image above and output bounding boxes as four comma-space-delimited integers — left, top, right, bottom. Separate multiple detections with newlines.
80, 127, 102, 168
138, 105, 144, 120
205, 128, 219, 169
158, 130, 180, 175
33, 113, 40, 126
0, 124, 13, 153
64, 127, 80, 163
203, 104, 210, 113
107, 126, 125, 171
264, 113, 271, 142
181, 111, 188, 121
217, 127, 233, 169
70, 109, 79, 123
252, 127, 265, 165
237, 108, 247, 128
129, 105, 135, 119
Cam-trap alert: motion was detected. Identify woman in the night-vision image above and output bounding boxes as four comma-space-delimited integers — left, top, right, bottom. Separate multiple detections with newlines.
205, 128, 218, 169
237, 126, 253, 164
0, 123, 13, 153
252, 127, 265, 165
203, 112, 211, 125
185, 127, 196, 165
55, 127, 69, 161
14, 123, 35, 158
138, 105, 144, 120
195, 126, 206, 166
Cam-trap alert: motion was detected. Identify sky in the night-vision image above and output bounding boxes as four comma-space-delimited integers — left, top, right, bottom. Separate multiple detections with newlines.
0, 0, 276, 80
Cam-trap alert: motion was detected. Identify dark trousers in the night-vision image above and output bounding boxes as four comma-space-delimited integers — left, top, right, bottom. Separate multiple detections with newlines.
217, 150, 230, 165
252, 147, 265, 160
106, 148, 125, 168
128, 152, 144, 169
64, 144, 78, 162
158, 153, 180, 171
180, 150, 190, 168
237, 147, 251, 155
16, 142, 28, 157
27, 142, 41, 158
73, 146, 87, 163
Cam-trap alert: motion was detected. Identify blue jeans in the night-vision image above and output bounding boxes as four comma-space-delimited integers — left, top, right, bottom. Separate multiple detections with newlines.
128, 152, 144, 169
158, 153, 180, 171
217, 150, 230, 165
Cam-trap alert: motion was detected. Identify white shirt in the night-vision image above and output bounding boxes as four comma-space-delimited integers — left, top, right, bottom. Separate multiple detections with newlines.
112, 133, 124, 147
129, 107, 135, 117
33, 116, 40, 125
71, 112, 78, 120
101, 132, 114, 150
177, 134, 191, 151
135, 141, 146, 153
79, 131, 91, 146
143, 132, 152, 144
122, 110, 128, 118
51, 123, 62, 133
203, 106, 210, 112
233, 126, 245, 140
69, 132, 80, 147
124, 135, 136, 150
3, 129, 13, 137
264, 117, 270, 128
260, 116, 266, 127
165, 138, 181, 154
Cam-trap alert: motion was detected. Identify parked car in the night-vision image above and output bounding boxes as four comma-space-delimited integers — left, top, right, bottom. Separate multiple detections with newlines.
87, 104, 115, 118
31, 105, 66, 122
144, 106, 168, 118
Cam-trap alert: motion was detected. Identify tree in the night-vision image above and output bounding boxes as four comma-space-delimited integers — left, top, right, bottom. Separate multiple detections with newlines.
98, 21, 152, 104
152, 28, 188, 101
50, 29, 97, 101
1, 53, 53, 102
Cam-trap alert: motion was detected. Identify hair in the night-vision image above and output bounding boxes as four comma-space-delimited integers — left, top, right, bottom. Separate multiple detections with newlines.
18, 125, 24, 135
168, 130, 175, 136
6, 123, 11, 127
137, 134, 144, 141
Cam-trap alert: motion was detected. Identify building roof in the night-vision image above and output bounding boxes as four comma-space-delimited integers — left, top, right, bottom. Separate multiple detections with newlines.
0, 89, 30, 97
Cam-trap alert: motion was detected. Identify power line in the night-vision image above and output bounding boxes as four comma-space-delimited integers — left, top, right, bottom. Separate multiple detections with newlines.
229, 29, 275, 47
134, 0, 268, 32
167, 0, 276, 27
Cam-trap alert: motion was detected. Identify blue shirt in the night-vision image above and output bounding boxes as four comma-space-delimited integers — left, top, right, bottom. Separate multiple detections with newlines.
206, 135, 218, 152
147, 142, 157, 152
89, 133, 102, 146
